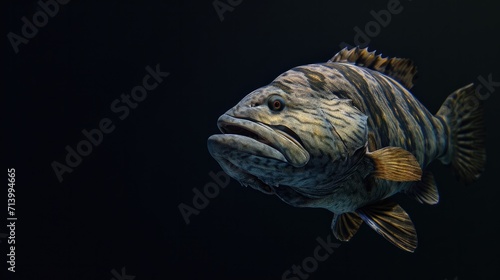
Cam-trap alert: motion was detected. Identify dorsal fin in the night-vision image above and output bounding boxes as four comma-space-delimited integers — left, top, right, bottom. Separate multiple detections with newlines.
328, 47, 418, 89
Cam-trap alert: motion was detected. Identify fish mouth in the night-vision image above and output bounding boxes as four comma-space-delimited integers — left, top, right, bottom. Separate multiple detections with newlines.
210, 114, 310, 167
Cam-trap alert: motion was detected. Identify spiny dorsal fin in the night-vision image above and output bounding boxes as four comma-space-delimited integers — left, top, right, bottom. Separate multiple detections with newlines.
405, 171, 439, 205
331, 212, 364, 242
356, 200, 418, 252
328, 47, 418, 89
366, 147, 422, 182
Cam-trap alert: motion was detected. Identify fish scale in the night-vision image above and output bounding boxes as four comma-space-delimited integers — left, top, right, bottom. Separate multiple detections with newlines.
319, 62, 447, 168
207, 47, 485, 252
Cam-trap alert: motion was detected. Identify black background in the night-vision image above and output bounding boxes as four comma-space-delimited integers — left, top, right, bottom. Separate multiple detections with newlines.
4, 0, 500, 279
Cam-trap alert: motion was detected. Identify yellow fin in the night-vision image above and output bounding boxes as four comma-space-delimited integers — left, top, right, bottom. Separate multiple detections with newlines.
367, 147, 422, 181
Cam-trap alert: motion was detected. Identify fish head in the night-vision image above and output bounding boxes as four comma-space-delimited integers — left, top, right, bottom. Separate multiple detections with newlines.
207, 70, 368, 196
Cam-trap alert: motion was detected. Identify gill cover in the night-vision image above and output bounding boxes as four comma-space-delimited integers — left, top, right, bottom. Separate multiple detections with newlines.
316, 97, 368, 158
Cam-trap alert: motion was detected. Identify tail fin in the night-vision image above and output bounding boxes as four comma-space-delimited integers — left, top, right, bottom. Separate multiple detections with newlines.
436, 84, 486, 183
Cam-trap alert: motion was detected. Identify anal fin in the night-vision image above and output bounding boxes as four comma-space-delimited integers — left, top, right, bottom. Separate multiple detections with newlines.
331, 212, 364, 241
406, 171, 439, 205
356, 200, 417, 252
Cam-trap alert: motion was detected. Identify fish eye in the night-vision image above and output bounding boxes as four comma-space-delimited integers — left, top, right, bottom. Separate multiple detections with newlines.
267, 95, 285, 112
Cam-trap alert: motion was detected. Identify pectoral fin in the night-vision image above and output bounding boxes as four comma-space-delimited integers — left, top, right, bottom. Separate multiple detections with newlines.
356, 200, 418, 252
331, 212, 364, 241
405, 171, 439, 205
366, 147, 422, 181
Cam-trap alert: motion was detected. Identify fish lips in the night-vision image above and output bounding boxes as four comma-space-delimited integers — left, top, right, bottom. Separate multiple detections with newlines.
208, 114, 310, 168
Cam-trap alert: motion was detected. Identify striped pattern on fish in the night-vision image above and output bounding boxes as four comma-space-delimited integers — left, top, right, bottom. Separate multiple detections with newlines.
273, 62, 449, 167
207, 47, 485, 252
268, 62, 449, 206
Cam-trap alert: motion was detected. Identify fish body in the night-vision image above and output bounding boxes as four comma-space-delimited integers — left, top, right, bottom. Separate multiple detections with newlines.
207, 47, 485, 252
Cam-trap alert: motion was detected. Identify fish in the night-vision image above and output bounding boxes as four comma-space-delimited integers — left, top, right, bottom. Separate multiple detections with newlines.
207, 47, 486, 252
